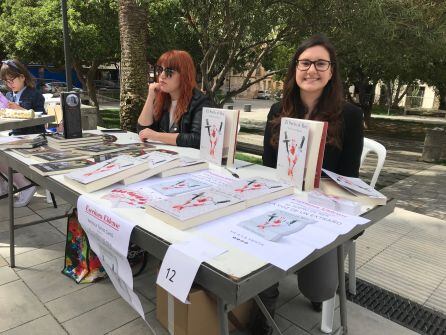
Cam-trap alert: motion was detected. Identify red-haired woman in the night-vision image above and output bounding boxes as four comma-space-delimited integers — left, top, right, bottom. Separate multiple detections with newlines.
137, 50, 212, 148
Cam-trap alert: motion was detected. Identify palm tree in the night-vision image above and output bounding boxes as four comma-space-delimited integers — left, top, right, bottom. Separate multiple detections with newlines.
118, 0, 148, 131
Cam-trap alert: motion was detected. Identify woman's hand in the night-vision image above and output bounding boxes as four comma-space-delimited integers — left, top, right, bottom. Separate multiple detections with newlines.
139, 128, 160, 142
7, 102, 24, 110
148, 82, 160, 99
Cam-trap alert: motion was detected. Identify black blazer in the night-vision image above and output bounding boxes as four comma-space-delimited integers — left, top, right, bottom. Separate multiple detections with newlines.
6, 87, 46, 135
137, 88, 212, 149
263, 102, 364, 177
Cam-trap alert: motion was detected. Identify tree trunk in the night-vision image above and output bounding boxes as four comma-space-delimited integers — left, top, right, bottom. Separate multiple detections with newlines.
118, 0, 148, 132
73, 61, 99, 108
356, 79, 376, 128
438, 85, 446, 110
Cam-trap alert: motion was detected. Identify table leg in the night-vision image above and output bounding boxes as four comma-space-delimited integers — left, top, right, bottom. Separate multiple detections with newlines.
217, 297, 229, 335
254, 295, 283, 335
8, 167, 15, 268
337, 244, 348, 334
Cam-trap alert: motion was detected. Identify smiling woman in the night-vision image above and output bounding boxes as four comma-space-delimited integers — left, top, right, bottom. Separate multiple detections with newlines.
253, 35, 365, 335
137, 50, 213, 148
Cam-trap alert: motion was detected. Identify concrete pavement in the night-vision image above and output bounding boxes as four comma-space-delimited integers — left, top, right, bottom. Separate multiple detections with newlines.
1, 105, 446, 334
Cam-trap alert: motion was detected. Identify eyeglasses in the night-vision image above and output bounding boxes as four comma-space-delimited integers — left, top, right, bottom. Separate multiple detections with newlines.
2, 60, 20, 71
296, 59, 332, 72
155, 65, 177, 78
5, 77, 18, 84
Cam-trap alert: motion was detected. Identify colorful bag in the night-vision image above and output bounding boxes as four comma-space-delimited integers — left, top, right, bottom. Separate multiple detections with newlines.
62, 209, 106, 283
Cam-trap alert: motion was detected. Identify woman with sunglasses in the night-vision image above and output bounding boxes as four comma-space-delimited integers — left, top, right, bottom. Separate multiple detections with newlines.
0, 59, 47, 207
137, 50, 212, 148
253, 35, 364, 335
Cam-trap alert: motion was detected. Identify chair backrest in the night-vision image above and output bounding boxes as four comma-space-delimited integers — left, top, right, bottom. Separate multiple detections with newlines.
360, 137, 386, 188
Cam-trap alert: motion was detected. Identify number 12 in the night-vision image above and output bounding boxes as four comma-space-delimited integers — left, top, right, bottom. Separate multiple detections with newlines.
166, 268, 176, 282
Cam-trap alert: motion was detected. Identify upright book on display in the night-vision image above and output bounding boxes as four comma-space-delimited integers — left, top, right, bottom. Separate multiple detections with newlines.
276, 118, 309, 190
199, 107, 240, 167
276, 117, 327, 191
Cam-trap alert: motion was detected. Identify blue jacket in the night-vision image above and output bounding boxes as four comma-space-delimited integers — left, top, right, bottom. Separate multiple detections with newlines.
6, 87, 46, 135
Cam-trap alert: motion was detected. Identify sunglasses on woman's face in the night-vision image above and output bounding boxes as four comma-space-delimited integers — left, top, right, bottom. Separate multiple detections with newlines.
155, 65, 177, 78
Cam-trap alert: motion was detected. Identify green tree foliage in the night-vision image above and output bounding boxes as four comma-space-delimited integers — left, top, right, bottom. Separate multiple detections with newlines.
0, 0, 120, 107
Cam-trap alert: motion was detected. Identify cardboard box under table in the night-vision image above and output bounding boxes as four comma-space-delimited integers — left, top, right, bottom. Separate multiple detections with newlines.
157, 285, 252, 335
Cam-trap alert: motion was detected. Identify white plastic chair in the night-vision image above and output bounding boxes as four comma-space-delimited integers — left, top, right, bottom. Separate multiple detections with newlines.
320, 137, 386, 333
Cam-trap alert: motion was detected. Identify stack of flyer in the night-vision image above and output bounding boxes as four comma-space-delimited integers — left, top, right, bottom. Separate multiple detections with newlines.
320, 169, 387, 206
0, 135, 47, 149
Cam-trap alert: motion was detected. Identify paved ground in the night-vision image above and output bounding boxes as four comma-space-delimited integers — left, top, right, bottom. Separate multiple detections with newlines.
1, 106, 445, 334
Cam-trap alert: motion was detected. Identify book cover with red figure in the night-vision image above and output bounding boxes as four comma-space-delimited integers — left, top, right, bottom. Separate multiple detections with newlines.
276, 118, 309, 189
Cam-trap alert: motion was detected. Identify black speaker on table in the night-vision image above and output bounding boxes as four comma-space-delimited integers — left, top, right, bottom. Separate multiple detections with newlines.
61, 91, 82, 139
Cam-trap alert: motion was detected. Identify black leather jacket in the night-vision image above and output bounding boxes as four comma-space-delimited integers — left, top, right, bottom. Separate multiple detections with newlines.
137, 88, 212, 149
6, 87, 46, 135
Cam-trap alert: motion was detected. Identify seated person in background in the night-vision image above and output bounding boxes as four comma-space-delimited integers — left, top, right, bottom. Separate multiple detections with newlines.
137, 50, 212, 149
253, 34, 364, 335
0, 59, 46, 206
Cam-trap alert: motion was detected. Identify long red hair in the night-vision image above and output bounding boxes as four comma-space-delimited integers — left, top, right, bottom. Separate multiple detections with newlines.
153, 50, 197, 123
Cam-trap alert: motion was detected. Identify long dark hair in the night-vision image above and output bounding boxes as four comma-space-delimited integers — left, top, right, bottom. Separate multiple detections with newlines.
0, 59, 36, 89
269, 34, 344, 148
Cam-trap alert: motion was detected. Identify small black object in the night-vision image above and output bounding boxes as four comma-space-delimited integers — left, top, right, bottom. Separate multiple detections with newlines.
100, 129, 127, 133
61, 91, 82, 139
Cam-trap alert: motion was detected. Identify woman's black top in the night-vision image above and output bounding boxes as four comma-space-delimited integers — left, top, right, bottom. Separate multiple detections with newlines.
262, 102, 364, 177
137, 88, 212, 149
6, 87, 46, 135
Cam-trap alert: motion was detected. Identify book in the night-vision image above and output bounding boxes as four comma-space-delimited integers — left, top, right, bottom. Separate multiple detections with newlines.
89, 148, 151, 163
122, 142, 157, 151
301, 119, 328, 190
30, 159, 94, 176
74, 143, 127, 155
219, 177, 294, 207
276, 118, 309, 189
150, 177, 211, 196
0, 135, 47, 149
64, 155, 150, 192
31, 151, 91, 162
0, 108, 35, 119
199, 107, 240, 167
12, 145, 68, 157
319, 179, 387, 206
157, 157, 209, 178
121, 150, 181, 185
146, 188, 245, 230
307, 190, 361, 215
0, 92, 8, 108
238, 210, 317, 241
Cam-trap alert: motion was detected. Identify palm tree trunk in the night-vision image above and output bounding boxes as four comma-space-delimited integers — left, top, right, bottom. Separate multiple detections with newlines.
118, 0, 148, 131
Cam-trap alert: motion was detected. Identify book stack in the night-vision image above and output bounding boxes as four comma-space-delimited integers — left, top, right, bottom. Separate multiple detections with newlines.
30, 159, 94, 176
121, 150, 181, 185
146, 177, 293, 230
64, 155, 150, 192
74, 143, 128, 155
0, 135, 47, 149
157, 157, 209, 178
31, 151, 91, 163
12, 145, 68, 157
46, 133, 103, 150
307, 190, 361, 215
